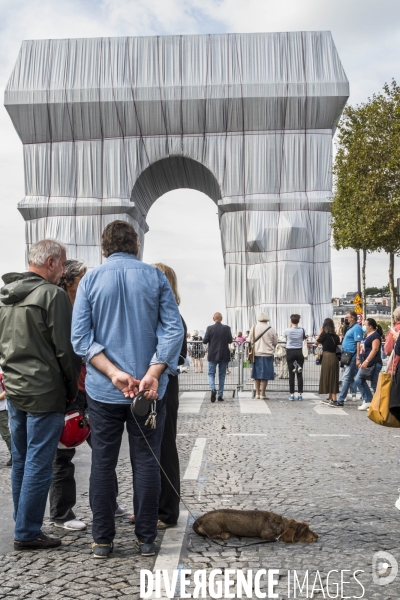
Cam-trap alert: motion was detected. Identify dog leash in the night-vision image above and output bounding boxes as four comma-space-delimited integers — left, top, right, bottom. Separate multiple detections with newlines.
130, 391, 278, 549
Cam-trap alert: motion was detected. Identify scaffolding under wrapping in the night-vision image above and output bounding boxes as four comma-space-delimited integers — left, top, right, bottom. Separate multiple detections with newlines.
4, 32, 349, 334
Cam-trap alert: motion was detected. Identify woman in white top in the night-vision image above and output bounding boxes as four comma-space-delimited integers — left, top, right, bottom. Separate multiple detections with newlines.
247, 313, 278, 399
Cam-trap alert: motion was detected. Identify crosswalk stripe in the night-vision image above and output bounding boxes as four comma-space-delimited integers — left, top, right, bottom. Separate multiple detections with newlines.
313, 404, 348, 415
148, 510, 189, 599
179, 392, 205, 414
239, 397, 271, 414
183, 437, 207, 480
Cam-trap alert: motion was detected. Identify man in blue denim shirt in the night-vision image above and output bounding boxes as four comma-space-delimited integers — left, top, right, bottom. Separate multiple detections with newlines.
72, 221, 183, 558
329, 310, 363, 407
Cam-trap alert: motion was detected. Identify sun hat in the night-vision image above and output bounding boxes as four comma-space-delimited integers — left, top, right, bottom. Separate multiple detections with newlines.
257, 313, 270, 322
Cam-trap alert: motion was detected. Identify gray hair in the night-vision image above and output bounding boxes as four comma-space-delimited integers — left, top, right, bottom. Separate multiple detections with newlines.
393, 307, 400, 322
28, 239, 66, 267
59, 260, 87, 291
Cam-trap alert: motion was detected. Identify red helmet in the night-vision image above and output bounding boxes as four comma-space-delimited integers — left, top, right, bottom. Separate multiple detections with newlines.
58, 410, 90, 449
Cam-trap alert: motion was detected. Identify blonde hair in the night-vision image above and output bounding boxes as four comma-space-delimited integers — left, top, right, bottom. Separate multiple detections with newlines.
153, 263, 180, 305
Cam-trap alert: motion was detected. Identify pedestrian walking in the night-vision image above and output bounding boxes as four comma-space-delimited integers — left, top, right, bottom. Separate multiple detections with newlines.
203, 312, 233, 402
0, 370, 12, 466
354, 318, 383, 411
0, 239, 80, 550
72, 221, 183, 558
329, 310, 363, 407
285, 314, 306, 401
190, 331, 205, 373
338, 316, 358, 400
315, 318, 341, 403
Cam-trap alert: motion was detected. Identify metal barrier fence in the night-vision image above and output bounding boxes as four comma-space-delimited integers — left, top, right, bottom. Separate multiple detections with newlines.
179, 341, 321, 394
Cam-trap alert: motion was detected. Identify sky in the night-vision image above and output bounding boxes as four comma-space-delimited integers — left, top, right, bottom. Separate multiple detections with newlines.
0, 0, 399, 332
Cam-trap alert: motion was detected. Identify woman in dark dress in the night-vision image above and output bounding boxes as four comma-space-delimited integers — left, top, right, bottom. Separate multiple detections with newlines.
129, 263, 187, 529
315, 318, 341, 403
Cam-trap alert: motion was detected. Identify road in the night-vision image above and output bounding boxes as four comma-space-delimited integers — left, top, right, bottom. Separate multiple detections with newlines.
0, 391, 399, 599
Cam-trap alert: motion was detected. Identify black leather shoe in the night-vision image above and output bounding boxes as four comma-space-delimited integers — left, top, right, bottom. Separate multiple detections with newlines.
14, 533, 62, 551
217, 396, 224, 401
211, 390, 216, 403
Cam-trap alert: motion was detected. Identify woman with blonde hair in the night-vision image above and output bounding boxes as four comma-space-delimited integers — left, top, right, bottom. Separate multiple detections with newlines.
130, 263, 187, 529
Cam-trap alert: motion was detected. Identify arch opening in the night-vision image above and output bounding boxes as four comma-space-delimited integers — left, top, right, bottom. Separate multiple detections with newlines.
131, 156, 222, 220
144, 188, 226, 332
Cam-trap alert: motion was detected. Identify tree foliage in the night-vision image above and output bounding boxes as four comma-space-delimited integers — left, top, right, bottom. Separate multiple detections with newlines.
331, 80, 400, 316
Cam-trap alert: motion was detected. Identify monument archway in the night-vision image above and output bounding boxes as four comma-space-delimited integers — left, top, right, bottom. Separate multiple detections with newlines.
5, 32, 349, 333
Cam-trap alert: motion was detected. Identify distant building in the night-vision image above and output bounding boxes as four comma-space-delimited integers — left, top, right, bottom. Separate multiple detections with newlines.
332, 290, 393, 318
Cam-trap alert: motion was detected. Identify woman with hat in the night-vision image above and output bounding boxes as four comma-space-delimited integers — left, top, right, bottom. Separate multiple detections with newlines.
246, 313, 278, 399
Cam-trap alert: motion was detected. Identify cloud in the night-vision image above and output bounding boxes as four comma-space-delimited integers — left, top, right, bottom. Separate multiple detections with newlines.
1, 0, 400, 327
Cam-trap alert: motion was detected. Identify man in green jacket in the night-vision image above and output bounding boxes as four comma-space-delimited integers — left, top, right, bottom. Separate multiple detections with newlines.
0, 239, 80, 550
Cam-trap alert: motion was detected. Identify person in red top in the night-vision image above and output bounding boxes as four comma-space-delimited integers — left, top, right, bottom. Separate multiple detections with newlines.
0, 370, 11, 466
384, 308, 400, 371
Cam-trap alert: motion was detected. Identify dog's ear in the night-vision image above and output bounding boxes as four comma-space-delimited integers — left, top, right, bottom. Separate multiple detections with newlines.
280, 527, 296, 543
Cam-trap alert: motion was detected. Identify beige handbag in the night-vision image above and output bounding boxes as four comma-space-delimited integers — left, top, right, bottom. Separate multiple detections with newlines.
368, 351, 400, 428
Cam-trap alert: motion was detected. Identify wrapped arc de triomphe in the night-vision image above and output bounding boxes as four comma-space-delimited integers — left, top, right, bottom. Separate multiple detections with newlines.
4, 32, 349, 334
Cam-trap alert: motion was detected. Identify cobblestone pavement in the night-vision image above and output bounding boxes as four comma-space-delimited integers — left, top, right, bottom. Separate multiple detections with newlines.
1, 391, 400, 599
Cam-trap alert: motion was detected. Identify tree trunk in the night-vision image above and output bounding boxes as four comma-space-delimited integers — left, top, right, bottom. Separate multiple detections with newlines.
362, 248, 367, 321
389, 252, 396, 325
356, 250, 361, 294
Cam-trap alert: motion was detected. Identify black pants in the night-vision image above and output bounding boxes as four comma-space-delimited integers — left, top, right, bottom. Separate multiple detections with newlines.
49, 391, 118, 523
158, 375, 180, 525
286, 348, 304, 394
87, 394, 166, 544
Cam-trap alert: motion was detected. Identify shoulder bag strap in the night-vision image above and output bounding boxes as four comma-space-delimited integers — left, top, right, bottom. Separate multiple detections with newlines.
386, 349, 396, 374
254, 326, 271, 345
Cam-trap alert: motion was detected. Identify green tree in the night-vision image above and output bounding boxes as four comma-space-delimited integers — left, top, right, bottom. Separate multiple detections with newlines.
332, 81, 400, 321
331, 102, 378, 317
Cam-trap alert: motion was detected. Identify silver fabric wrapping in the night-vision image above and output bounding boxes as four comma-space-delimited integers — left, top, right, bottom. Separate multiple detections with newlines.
4, 32, 349, 334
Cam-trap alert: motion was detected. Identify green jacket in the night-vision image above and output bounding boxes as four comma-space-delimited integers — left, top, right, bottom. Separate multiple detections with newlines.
0, 272, 80, 413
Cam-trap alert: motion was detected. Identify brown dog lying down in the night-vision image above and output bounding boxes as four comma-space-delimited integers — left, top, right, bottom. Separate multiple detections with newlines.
193, 509, 318, 543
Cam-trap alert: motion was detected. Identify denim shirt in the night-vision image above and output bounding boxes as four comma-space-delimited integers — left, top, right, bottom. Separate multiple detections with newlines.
71, 253, 184, 404
342, 323, 363, 354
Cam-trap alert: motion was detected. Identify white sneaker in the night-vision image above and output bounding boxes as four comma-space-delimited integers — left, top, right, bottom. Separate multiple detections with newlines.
352, 394, 357, 401
54, 518, 87, 531
255, 395, 260, 399
358, 402, 371, 411
115, 505, 126, 517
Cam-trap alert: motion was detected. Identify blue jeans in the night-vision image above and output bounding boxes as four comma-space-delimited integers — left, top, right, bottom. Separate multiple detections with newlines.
7, 401, 64, 541
338, 354, 358, 403
350, 380, 358, 395
87, 394, 166, 544
354, 363, 382, 403
208, 360, 228, 397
